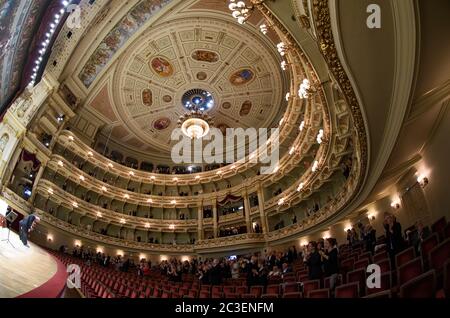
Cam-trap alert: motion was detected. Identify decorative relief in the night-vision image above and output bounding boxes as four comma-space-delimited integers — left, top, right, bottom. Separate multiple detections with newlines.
191, 50, 219, 63
142, 89, 153, 106
153, 117, 171, 130
196, 71, 207, 81
239, 100, 252, 116
230, 68, 255, 86
150, 56, 174, 77
78, 0, 173, 87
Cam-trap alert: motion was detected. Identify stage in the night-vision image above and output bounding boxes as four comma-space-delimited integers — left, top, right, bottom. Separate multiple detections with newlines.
0, 228, 67, 298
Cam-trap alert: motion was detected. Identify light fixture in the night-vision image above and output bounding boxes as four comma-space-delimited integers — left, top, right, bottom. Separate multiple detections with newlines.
279, 118, 284, 125
417, 175, 429, 188
278, 198, 285, 205
150, 176, 155, 180
170, 200, 177, 205
260, 23, 268, 34
79, 175, 85, 181
390, 200, 401, 210
145, 223, 150, 228
147, 198, 153, 203
367, 212, 377, 220
298, 78, 314, 99
68, 135, 74, 141
47, 234, 53, 242
173, 177, 178, 182
107, 163, 113, 168
273, 165, 279, 173
48, 188, 54, 194
299, 121, 305, 131
195, 175, 200, 179
228, 0, 262, 24
169, 224, 175, 230
178, 112, 213, 139
316, 129, 324, 144
97, 212, 102, 218
120, 218, 126, 224
124, 194, 130, 199
289, 146, 295, 155
277, 42, 288, 56
101, 186, 107, 191
72, 202, 78, 208
297, 182, 304, 192
129, 171, 134, 176
312, 160, 319, 172
281, 60, 288, 70
87, 151, 93, 156
285, 92, 290, 101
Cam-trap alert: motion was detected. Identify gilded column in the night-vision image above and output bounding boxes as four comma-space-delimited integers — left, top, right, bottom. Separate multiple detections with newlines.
197, 200, 203, 240
243, 190, 252, 233
212, 199, 218, 238
257, 183, 268, 233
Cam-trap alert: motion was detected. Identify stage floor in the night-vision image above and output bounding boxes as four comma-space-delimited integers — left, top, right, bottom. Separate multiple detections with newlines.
0, 228, 58, 297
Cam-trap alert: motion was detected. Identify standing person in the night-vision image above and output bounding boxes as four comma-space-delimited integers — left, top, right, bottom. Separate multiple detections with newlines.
19, 214, 40, 247
304, 241, 323, 280
319, 238, 339, 290
384, 213, 405, 268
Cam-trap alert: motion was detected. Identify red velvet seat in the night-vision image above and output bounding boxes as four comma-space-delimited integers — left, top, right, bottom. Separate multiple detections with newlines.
211, 285, 223, 294
323, 275, 341, 289
211, 292, 223, 298
346, 268, 366, 295
261, 293, 279, 298
241, 293, 256, 298
399, 270, 436, 298
224, 292, 239, 298
397, 257, 423, 286
420, 233, 439, 261
250, 285, 264, 297
396, 247, 416, 267
282, 292, 302, 298
341, 258, 355, 273
223, 286, 235, 294
376, 258, 391, 273
266, 284, 280, 295
199, 290, 210, 298
429, 238, 450, 273
363, 290, 392, 298
283, 282, 299, 293
307, 288, 330, 298
335, 282, 359, 298
354, 258, 370, 271
235, 286, 247, 295
161, 290, 172, 298
431, 217, 447, 238
373, 252, 388, 263
302, 280, 320, 297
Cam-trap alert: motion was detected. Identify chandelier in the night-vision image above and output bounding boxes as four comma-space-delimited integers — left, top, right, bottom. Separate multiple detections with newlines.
228, 0, 265, 24
177, 107, 213, 139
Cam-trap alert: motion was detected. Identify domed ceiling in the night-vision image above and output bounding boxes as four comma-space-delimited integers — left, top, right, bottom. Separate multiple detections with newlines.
77, 0, 289, 157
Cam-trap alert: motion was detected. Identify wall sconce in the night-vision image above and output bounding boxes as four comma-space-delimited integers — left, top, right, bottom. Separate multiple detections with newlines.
47, 234, 53, 242
367, 212, 376, 221
417, 175, 429, 188
390, 200, 401, 210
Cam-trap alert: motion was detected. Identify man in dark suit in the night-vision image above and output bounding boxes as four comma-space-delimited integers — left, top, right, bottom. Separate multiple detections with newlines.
19, 214, 40, 247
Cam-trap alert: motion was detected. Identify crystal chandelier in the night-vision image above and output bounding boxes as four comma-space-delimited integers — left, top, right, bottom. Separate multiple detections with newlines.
177, 108, 213, 139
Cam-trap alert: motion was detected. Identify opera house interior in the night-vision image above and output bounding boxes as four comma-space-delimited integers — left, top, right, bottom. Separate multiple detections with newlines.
0, 0, 449, 303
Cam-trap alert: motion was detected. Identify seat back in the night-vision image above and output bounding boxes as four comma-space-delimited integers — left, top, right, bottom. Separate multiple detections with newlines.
420, 233, 439, 260
335, 282, 359, 298
396, 247, 416, 267
302, 280, 320, 297
250, 285, 264, 297
376, 258, 391, 273
429, 238, 450, 272
307, 288, 330, 298
354, 258, 369, 271
282, 292, 301, 298
431, 217, 447, 235
399, 270, 436, 298
346, 268, 366, 295
266, 284, 280, 295
283, 282, 299, 293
